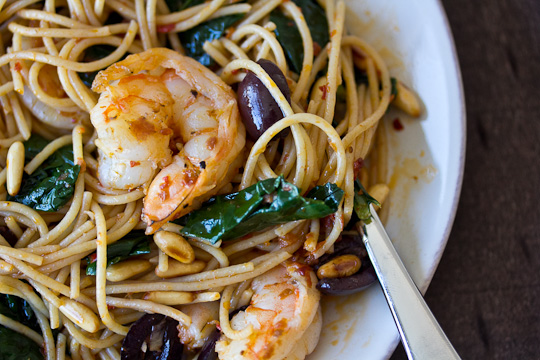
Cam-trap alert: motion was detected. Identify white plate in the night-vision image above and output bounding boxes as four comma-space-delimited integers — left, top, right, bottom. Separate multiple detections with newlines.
309, 1, 465, 359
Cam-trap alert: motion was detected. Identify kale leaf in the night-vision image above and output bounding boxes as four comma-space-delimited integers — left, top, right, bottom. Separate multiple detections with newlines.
165, 0, 205, 12
178, 176, 344, 243
85, 230, 151, 275
179, 14, 245, 67
7, 135, 80, 212
79, 45, 130, 87
0, 294, 43, 360
353, 179, 380, 224
0, 326, 43, 360
271, 0, 329, 74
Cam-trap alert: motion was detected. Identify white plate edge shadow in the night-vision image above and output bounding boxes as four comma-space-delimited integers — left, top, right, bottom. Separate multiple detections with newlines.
307, 1, 466, 359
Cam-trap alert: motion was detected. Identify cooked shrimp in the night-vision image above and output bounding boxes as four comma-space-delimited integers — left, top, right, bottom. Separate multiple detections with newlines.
14, 63, 90, 130
284, 307, 322, 360
90, 48, 246, 232
216, 262, 321, 360
178, 301, 220, 349
15, 36, 90, 129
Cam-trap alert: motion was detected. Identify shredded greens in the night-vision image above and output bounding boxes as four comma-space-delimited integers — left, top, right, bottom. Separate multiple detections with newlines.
352, 179, 380, 224
179, 14, 245, 67
86, 230, 151, 275
178, 176, 344, 244
79, 45, 130, 87
271, 0, 329, 74
7, 135, 80, 212
0, 294, 43, 360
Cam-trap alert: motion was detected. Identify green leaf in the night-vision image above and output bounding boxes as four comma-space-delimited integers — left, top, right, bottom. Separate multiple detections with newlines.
333, 84, 347, 127
22, 135, 48, 162
79, 45, 130, 87
178, 177, 344, 243
390, 77, 398, 98
270, 11, 304, 74
292, 0, 329, 52
0, 294, 40, 333
0, 293, 43, 359
85, 230, 151, 275
353, 179, 380, 224
354, 66, 398, 98
7, 135, 81, 212
179, 13, 245, 67
0, 326, 43, 360
271, 0, 329, 74
165, 0, 205, 12
354, 68, 369, 86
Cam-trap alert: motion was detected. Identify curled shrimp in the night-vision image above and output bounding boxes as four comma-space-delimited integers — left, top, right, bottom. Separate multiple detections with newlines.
17, 64, 90, 130
178, 301, 220, 350
15, 36, 90, 129
216, 262, 321, 360
90, 48, 246, 232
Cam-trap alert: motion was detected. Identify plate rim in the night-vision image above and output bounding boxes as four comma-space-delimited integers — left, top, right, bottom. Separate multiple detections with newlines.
381, 0, 467, 358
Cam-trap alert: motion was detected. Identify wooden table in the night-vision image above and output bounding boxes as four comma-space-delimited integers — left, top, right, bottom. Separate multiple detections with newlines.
391, 0, 540, 358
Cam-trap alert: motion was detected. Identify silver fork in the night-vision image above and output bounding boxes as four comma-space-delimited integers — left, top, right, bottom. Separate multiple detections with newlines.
362, 204, 461, 360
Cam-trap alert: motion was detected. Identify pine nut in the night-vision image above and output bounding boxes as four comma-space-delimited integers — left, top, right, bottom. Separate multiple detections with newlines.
317, 254, 362, 279
155, 259, 206, 279
6, 141, 24, 196
143, 291, 220, 305
59, 297, 100, 333
394, 81, 421, 117
106, 259, 151, 282
153, 231, 195, 264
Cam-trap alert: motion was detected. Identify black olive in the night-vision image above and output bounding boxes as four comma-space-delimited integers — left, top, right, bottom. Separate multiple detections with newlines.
197, 328, 221, 360
196, 305, 249, 360
237, 59, 291, 140
121, 314, 183, 360
314, 233, 377, 296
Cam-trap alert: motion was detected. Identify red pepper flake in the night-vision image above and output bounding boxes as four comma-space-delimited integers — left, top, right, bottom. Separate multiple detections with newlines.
319, 84, 328, 100
353, 158, 364, 180
159, 176, 171, 190
392, 118, 404, 131
231, 68, 240, 75
14, 62, 22, 72
158, 176, 171, 201
313, 41, 322, 56
130, 161, 140, 167
88, 253, 97, 263
330, 29, 337, 37
157, 24, 175, 33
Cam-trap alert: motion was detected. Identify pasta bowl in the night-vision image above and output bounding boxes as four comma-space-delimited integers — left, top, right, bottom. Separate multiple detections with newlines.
309, 1, 465, 359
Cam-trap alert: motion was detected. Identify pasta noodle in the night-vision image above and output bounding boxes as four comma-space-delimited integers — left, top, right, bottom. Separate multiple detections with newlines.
0, 0, 422, 359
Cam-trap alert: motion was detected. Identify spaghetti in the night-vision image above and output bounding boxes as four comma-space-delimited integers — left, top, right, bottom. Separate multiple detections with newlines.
0, 0, 422, 359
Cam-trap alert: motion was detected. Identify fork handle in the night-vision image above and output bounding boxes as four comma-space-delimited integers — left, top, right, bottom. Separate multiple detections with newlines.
362, 206, 461, 360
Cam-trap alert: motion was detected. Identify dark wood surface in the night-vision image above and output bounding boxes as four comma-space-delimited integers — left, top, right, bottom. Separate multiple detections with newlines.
391, 0, 540, 359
